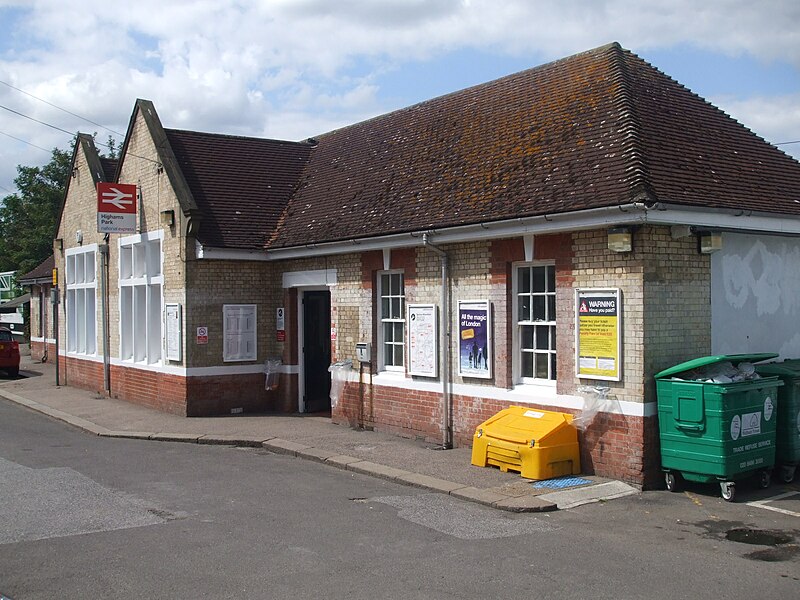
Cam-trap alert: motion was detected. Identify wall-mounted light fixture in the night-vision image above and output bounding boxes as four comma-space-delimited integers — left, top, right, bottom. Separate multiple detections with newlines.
55, 238, 63, 252
75, 230, 83, 245
160, 209, 175, 228
698, 230, 723, 254
607, 227, 633, 253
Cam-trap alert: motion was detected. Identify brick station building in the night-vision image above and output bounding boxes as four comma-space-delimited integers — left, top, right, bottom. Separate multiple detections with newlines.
42, 43, 800, 488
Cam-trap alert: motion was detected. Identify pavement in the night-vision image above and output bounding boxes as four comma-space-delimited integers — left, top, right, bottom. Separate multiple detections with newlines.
0, 353, 638, 512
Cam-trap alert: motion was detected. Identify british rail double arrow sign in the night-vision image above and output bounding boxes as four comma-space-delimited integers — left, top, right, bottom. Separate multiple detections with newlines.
97, 182, 137, 234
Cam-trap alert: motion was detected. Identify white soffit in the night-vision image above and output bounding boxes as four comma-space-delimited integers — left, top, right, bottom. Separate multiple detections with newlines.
282, 269, 338, 288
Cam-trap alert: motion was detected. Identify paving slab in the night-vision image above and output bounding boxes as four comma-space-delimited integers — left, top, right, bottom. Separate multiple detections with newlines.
60, 417, 108, 435
324, 454, 363, 469
346, 461, 412, 481
450, 487, 511, 506
150, 432, 200, 443
396, 472, 467, 493
199, 434, 274, 447
493, 495, 558, 513
99, 431, 155, 440
263, 438, 311, 456
539, 480, 638, 509
296, 447, 339, 463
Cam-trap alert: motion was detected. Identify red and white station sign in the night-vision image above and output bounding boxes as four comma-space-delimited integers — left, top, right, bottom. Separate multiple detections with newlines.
97, 182, 137, 234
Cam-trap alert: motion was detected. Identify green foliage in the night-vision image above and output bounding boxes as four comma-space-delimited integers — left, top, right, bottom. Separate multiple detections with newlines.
103, 134, 119, 159
0, 146, 71, 275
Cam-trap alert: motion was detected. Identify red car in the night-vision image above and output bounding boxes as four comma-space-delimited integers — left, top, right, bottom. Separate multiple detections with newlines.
0, 327, 20, 377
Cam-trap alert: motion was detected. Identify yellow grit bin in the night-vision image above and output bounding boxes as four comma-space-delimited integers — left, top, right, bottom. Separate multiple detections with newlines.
471, 406, 581, 480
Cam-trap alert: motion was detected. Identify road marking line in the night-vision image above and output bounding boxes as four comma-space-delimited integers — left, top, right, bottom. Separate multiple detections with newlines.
746, 491, 800, 517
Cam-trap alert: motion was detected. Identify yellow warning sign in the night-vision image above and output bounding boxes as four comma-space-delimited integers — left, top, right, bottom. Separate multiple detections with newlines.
576, 290, 621, 381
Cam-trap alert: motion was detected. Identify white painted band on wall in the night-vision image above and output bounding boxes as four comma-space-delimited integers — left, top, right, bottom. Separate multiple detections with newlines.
58, 353, 655, 417
60, 351, 300, 377
367, 371, 657, 418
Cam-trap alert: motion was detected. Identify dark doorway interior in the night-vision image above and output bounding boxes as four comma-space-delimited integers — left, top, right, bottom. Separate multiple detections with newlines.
302, 290, 331, 413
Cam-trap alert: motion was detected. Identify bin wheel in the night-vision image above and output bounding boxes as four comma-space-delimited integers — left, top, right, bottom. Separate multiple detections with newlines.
720, 482, 736, 502
780, 465, 796, 484
665, 471, 681, 492
759, 470, 772, 489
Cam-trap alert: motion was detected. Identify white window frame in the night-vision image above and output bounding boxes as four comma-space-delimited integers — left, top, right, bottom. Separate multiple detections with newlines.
118, 230, 164, 365
513, 261, 557, 385
65, 244, 98, 356
378, 270, 405, 372
223, 304, 257, 362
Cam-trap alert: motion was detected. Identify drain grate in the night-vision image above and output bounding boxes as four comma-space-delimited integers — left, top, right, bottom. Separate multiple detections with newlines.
532, 476, 592, 490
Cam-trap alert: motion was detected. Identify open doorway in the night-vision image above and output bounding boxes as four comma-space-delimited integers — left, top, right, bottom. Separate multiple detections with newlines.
301, 289, 331, 413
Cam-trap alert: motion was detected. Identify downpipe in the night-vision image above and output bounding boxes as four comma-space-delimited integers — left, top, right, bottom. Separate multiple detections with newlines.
423, 233, 452, 449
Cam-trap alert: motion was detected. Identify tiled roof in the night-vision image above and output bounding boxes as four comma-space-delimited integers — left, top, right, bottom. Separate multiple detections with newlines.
17, 254, 54, 283
165, 129, 312, 249
624, 51, 800, 213
99, 157, 118, 182
268, 42, 800, 249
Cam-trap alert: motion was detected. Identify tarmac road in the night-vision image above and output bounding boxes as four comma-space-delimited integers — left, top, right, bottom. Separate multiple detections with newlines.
1, 399, 798, 600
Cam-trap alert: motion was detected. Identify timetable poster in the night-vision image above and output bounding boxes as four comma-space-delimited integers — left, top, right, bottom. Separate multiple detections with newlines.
407, 304, 438, 377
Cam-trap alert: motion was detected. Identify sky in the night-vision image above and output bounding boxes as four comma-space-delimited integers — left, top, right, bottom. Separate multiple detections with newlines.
0, 0, 799, 197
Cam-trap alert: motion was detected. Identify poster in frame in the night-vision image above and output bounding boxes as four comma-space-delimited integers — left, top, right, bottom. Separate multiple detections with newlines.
575, 288, 622, 381
457, 299, 492, 379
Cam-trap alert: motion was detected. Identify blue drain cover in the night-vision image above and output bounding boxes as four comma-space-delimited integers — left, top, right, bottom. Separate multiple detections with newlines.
532, 476, 592, 489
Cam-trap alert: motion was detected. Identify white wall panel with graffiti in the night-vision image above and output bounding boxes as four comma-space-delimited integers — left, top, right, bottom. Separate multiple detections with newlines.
712, 232, 800, 359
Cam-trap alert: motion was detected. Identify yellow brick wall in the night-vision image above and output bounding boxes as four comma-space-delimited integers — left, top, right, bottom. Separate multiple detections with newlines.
570, 226, 711, 404
184, 259, 276, 367
56, 112, 186, 364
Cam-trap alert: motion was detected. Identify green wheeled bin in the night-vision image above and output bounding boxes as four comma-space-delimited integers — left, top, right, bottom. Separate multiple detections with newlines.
655, 354, 783, 502
755, 360, 800, 483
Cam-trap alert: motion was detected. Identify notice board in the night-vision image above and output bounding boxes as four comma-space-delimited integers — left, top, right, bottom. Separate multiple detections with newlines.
407, 304, 437, 377
165, 303, 182, 362
575, 289, 621, 381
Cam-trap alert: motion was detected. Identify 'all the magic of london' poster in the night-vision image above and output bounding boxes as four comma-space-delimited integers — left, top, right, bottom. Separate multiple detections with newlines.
458, 300, 491, 379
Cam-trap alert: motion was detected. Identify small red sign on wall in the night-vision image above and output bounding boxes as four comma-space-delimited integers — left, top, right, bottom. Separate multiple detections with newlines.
197, 326, 209, 345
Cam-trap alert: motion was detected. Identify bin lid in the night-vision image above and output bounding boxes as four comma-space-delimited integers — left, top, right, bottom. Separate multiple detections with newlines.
755, 359, 800, 377
655, 353, 779, 380
480, 407, 574, 444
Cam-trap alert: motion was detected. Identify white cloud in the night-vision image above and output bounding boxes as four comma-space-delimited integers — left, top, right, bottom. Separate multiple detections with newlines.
713, 94, 800, 160
1, 0, 799, 193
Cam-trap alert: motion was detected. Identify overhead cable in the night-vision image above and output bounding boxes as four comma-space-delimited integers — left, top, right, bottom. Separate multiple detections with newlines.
0, 80, 125, 138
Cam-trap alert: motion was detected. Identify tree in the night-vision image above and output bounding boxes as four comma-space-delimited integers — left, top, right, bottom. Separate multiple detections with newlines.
103, 134, 119, 159
0, 146, 71, 275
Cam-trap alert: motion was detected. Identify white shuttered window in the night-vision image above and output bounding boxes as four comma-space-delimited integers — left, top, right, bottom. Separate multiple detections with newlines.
66, 246, 97, 355
223, 304, 257, 362
119, 231, 163, 365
